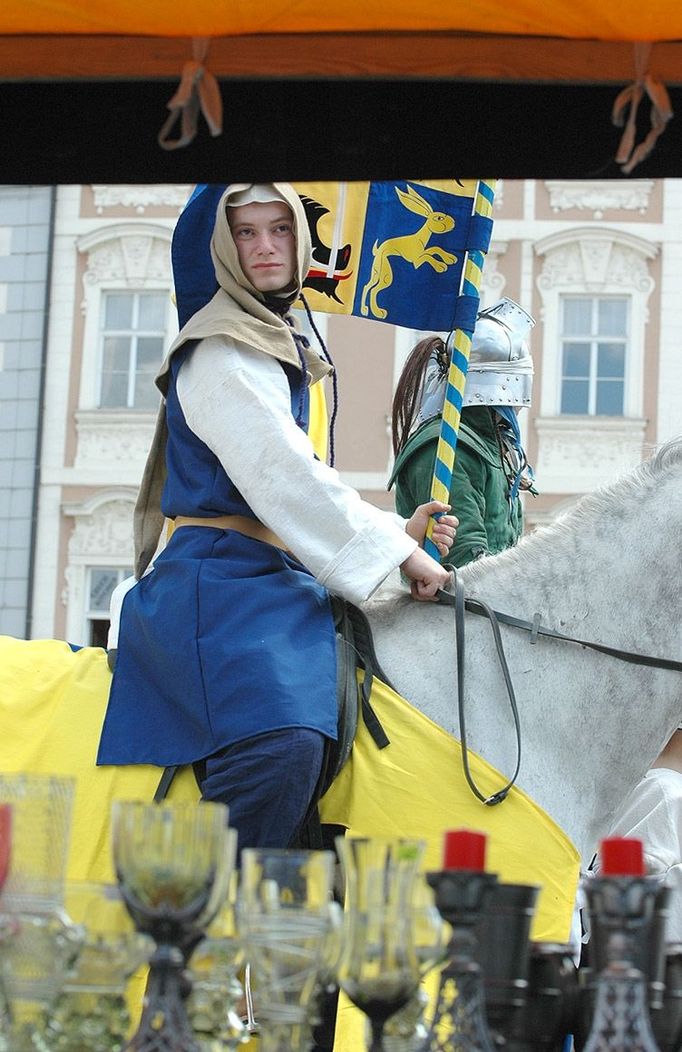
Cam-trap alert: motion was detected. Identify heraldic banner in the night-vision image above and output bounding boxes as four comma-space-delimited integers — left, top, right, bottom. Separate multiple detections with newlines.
171, 181, 495, 335
294, 179, 494, 333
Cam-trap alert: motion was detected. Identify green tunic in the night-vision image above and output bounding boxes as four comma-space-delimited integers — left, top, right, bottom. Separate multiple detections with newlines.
389, 406, 524, 568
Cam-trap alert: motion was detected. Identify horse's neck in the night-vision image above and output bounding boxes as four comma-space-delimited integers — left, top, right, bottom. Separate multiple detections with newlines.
368, 479, 682, 864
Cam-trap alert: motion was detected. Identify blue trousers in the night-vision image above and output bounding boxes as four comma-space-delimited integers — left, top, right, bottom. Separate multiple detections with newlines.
198, 728, 326, 855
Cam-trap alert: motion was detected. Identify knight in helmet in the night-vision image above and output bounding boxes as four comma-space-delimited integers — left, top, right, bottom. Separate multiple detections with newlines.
389, 297, 537, 567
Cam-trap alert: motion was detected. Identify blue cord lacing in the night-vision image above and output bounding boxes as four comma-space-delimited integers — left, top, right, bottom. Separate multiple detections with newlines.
300, 293, 338, 468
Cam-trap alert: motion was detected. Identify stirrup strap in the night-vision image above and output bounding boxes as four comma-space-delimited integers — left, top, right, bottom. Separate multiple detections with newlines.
153, 765, 179, 802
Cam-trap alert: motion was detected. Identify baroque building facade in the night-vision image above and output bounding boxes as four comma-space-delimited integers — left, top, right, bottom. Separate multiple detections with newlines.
1, 180, 680, 644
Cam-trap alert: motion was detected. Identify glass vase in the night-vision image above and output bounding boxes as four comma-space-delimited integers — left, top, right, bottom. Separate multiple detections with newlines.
0, 773, 75, 913
0, 774, 78, 1051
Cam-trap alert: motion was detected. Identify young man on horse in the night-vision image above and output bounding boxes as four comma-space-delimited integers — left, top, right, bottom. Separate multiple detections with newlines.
96, 183, 457, 855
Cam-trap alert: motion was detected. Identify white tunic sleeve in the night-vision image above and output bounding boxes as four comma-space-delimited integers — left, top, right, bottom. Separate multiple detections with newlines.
175, 335, 417, 605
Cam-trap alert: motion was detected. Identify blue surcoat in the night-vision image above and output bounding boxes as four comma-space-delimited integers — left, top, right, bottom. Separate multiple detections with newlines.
97, 345, 337, 767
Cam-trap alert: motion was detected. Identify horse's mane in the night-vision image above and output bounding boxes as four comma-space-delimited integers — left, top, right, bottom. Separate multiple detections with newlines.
461, 435, 682, 585
370, 437, 682, 610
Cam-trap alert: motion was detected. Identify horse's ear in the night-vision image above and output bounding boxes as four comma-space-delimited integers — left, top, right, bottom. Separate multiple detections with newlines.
395, 184, 432, 218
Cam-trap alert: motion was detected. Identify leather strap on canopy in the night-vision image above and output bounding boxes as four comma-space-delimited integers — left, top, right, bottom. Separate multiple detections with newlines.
158, 37, 222, 150
613, 42, 673, 173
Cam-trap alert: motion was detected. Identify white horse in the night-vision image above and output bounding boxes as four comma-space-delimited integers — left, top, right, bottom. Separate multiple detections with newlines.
365, 437, 682, 866
1, 440, 681, 897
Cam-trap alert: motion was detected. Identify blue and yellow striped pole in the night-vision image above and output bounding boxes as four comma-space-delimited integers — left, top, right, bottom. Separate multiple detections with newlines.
424, 179, 497, 559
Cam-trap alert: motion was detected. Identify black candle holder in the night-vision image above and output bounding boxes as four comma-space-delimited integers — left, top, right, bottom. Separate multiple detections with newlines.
587, 876, 669, 1006
472, 881, 539, 1045
574, 875, 668, 1050
507, 941, 580, 1052
421, 869, 499, 1052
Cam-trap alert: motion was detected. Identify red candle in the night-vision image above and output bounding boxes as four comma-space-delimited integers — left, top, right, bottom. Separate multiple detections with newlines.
0, 804, 11, 889
600, 836, 645, 877
442, 829, 487, 872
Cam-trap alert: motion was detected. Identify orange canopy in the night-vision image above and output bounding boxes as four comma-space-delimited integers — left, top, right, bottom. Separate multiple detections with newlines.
1, 2, 681, 180
1, 0, 682, 42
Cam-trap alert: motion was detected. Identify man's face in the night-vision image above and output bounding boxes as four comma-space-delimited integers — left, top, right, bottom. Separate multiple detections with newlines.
227, 201, 297, 293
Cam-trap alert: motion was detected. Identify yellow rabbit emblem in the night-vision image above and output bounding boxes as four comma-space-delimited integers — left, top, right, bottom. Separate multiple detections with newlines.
360, 184, 457, 320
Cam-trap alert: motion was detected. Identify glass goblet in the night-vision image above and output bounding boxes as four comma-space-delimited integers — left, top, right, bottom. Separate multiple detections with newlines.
111, 800, 232, 1052
0, 908, 83, 1052
237, 848, 335, 1052
45, 881, 153, 1052
337, 903, 421, 1052
307, 899, 345, 1051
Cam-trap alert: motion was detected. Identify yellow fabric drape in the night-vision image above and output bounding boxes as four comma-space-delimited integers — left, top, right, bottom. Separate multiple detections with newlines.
0, 637, 201, 1032
0, 636, 578, 927
0, 636, 579, 1049
0, 636, 200, 885
0, 638, 578, 930
307, 375, 329, 464
320, 674, 580, 944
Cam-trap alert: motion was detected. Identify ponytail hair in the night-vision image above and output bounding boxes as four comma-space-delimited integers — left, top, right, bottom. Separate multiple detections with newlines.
391, 335, 447, 457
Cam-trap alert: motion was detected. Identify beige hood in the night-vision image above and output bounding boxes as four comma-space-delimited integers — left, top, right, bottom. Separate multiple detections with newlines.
155, 182, 329, 395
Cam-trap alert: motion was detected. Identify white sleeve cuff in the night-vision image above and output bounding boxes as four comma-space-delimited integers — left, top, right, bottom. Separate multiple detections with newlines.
317, 527, 417, 605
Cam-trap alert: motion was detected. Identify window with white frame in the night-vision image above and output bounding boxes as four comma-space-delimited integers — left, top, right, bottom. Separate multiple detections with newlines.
535, 228, 656, 423
559, 296, 628, 416
85, 565, 133, 648
98, 291, 168, 410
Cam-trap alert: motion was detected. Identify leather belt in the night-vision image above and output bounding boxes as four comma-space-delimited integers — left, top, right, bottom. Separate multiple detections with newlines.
173, 514, 288, 551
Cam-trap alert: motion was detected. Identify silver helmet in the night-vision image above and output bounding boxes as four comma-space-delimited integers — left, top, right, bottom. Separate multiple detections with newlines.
460, 298, 535, 408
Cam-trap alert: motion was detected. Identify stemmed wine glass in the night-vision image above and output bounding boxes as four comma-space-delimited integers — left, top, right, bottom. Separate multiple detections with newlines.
335, 837, 426, 1052
307, 897, 345, 1046
111, 799, 234, 1052
236, 848, 335, 1052
379, 876, 448, 1051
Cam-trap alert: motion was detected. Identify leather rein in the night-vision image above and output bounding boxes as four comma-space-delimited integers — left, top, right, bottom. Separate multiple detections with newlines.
437, 570, 682, 808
